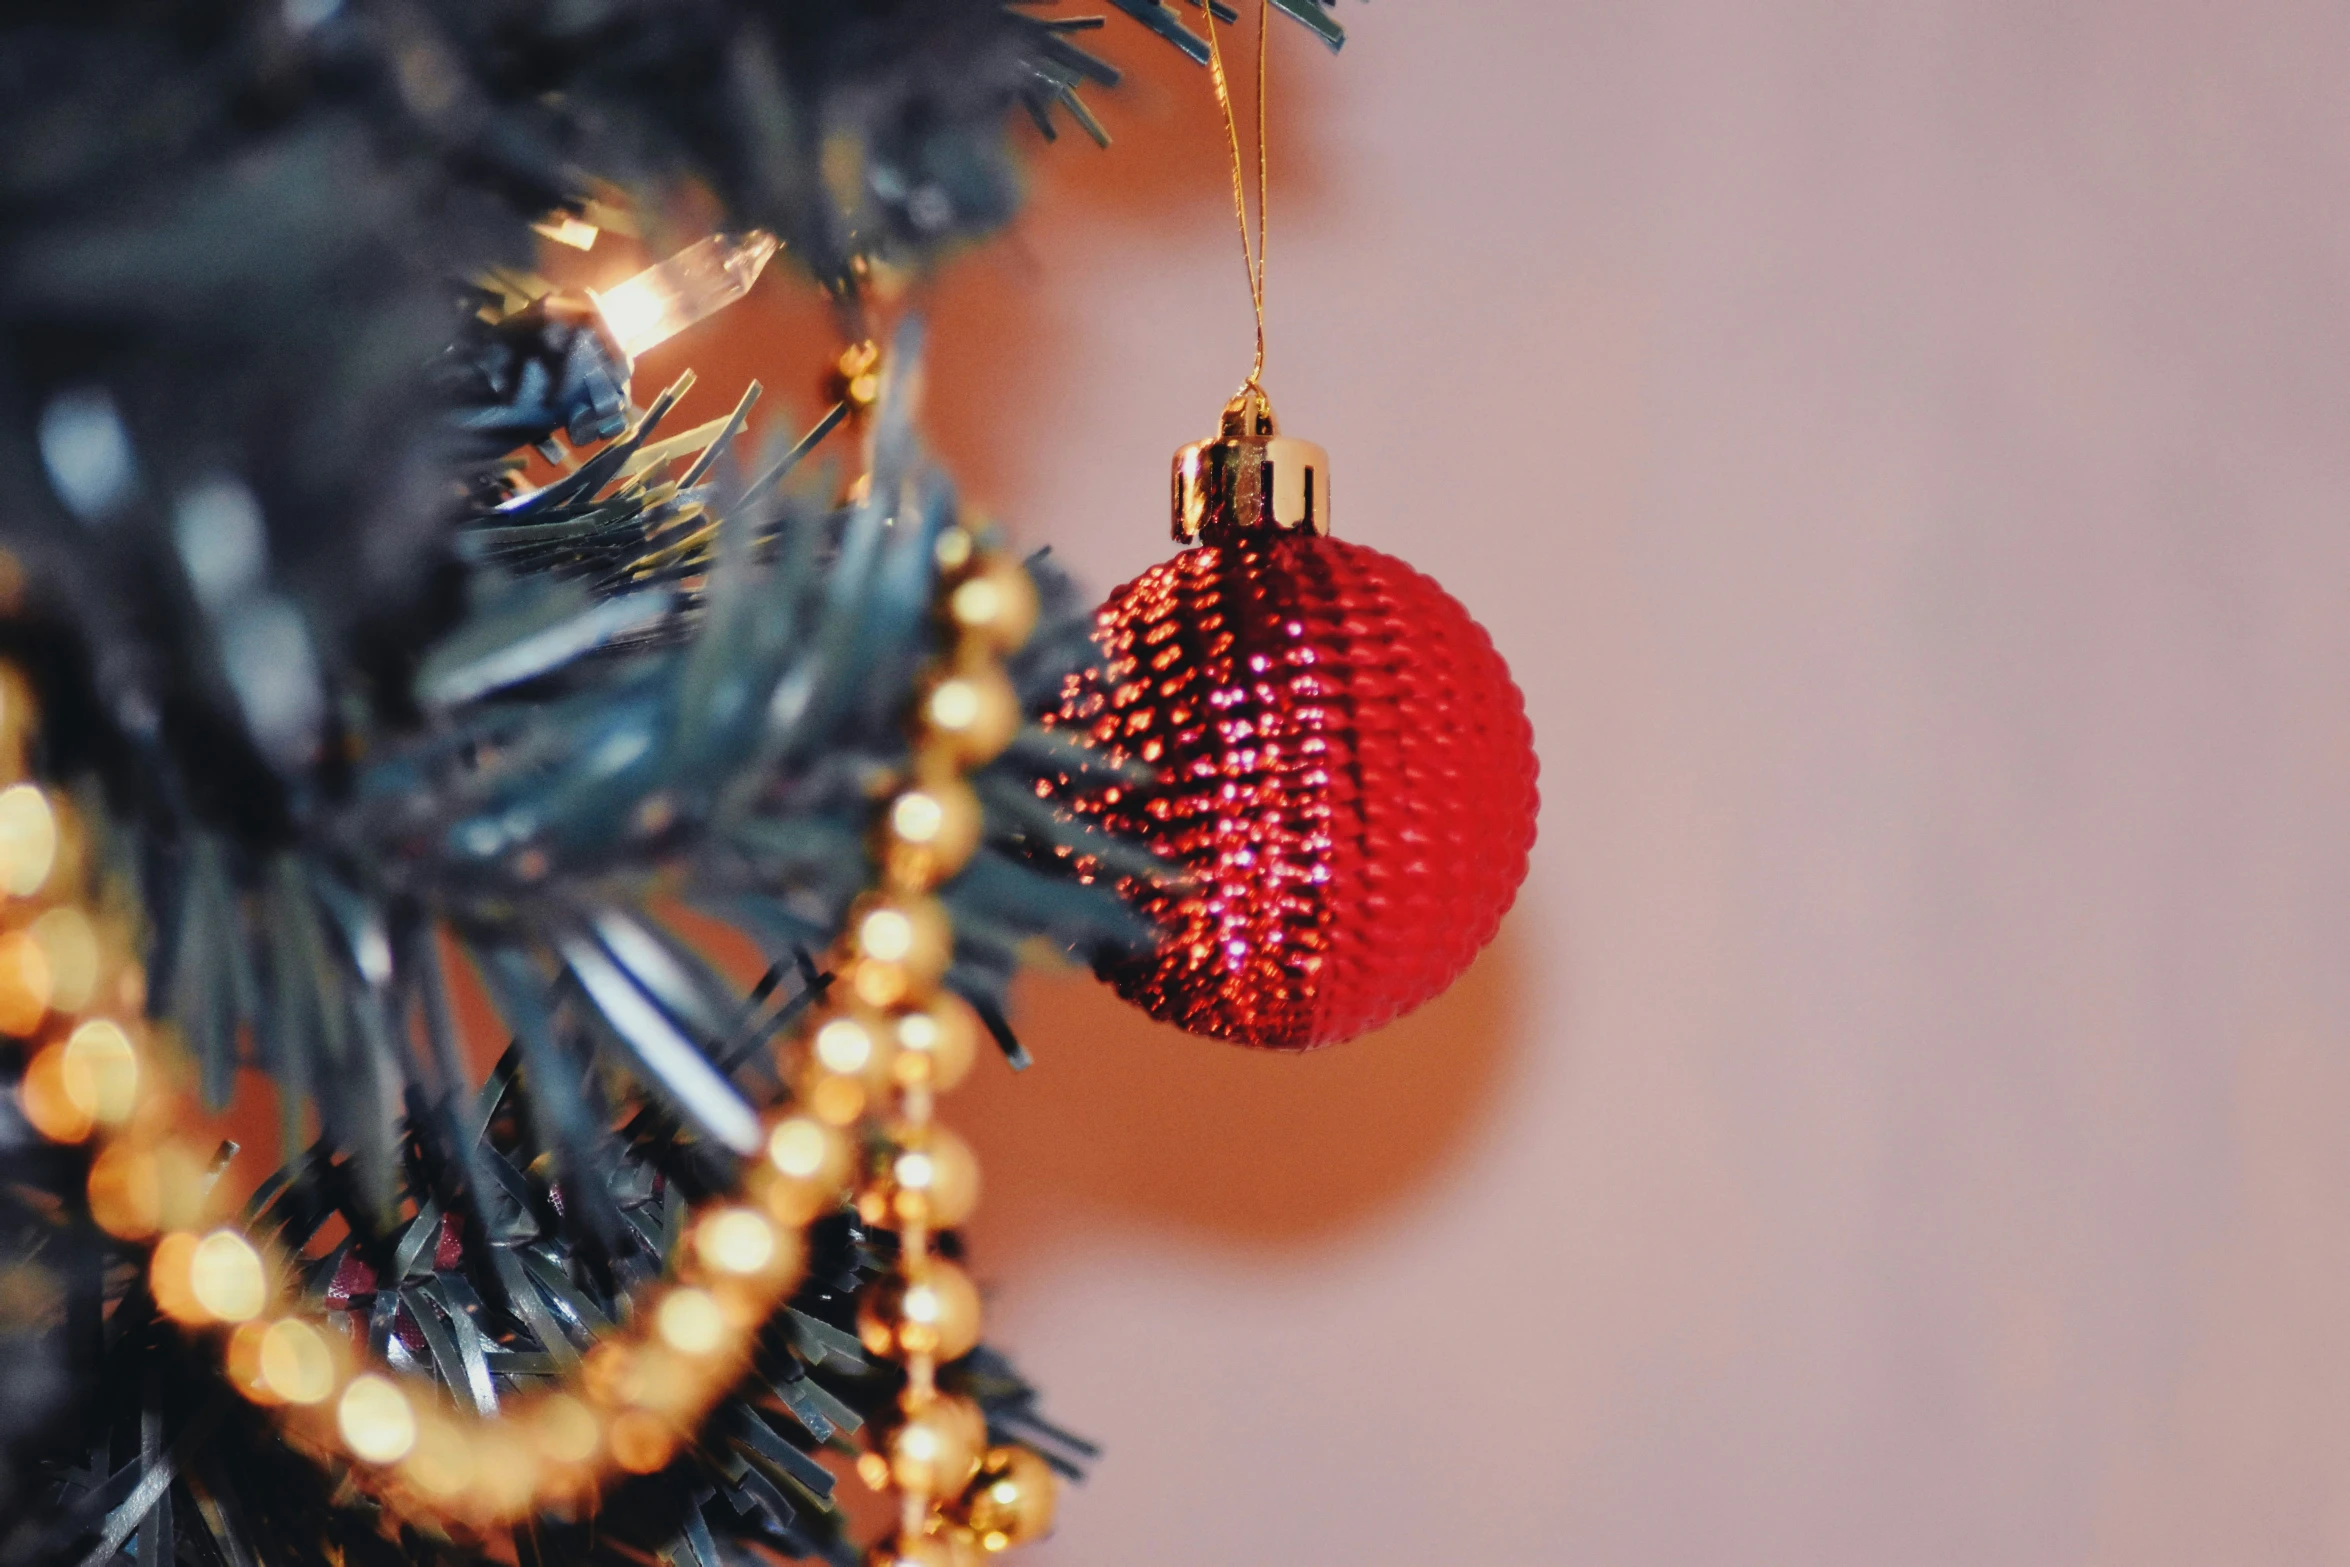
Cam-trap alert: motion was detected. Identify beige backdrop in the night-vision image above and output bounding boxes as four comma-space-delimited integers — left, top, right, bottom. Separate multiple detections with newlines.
650, 4, 2350, 1564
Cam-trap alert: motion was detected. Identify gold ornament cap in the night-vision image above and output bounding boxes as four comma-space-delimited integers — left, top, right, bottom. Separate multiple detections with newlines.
1171, 388, 1330, 544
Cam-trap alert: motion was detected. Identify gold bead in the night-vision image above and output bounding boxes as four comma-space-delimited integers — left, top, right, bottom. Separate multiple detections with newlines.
87, 1141, 162, 1238
655, 1288, 728, 1356
831, 340, 883, 413
804, 1008, 899, 1087
760, 1112, 853, 1223
915, 664, 1019, 767
847, 958, 908, 1011
337, 1373, 418, 1465
96, 1133, 211, 1237
614, 1344, 703, 1419
0, 783, 58, 898
580, 1340, 639, 1406
607, 1410, 676, 1474
256, 1317, 339, 1405
533, 1393, 602, 1466
933, 527, 976, 574
852, 897, 950, 971
694, 1205, 793, 1280
844, 895, 951, 1008
889, 994, 980, 1093
881, 1393, 985, 1495
806, 1072, 869, 1126
955, 1445, 1059, 1551
148, 1231, 201, 1322
402, 1413, 474, 1499
29, 907, 98, 1012
188, 1228, 268, 1323
224, 1320, 280, 1405
467, 1429, 543, 1520
857, 1260, 982, 1364
152, 1227, 265, 1325
946, 558, 1038, 654
864, 1123, 980, 1230
877, 778, 982, 891
18, 1042, 89, 1143
60, 1018, 138, 1126
0, 930, 52, 1038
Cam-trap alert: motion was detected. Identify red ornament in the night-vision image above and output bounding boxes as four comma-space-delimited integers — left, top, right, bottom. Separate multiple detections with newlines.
1044, 392, 1537, 1049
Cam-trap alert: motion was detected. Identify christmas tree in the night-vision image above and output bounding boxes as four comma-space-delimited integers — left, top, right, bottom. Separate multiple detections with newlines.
0, 3, 1358, 1564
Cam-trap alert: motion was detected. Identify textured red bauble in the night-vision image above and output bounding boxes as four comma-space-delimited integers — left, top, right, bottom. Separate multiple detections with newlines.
1045, 527, 1538, 1050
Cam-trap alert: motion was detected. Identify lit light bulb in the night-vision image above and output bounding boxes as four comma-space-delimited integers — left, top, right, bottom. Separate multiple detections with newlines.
591, 232, 780, 363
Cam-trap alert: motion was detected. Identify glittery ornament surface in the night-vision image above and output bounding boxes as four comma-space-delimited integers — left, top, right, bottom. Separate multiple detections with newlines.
1043, 535, 1538, 1049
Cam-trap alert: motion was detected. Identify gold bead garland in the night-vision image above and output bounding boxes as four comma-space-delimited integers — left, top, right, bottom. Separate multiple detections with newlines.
796, 519, 1059, 1565
0, 665, 846, 1531
239, 1116, 831, 1531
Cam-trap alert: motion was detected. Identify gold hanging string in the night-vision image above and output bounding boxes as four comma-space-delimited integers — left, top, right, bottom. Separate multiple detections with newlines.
1204, 0, 1271, 393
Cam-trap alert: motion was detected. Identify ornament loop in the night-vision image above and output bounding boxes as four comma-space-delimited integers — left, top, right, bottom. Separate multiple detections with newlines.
1171, 389, 1330, 545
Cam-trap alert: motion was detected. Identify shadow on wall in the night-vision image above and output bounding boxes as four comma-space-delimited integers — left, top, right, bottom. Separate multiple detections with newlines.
959, 918, 1533, 1262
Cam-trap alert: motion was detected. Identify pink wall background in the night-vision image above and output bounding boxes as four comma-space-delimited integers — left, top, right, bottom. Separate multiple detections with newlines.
872, 4, 2350, 1563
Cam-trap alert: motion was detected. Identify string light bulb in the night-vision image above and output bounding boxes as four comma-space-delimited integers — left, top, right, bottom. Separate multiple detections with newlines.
591, 232, 779, 363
